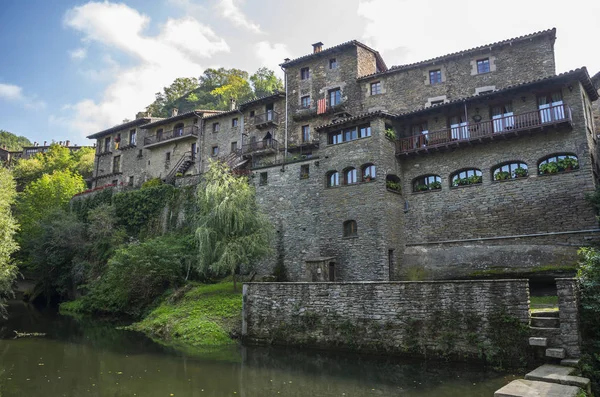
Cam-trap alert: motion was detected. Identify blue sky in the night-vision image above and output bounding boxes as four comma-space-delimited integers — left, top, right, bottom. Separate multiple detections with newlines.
1, 0, 599, 146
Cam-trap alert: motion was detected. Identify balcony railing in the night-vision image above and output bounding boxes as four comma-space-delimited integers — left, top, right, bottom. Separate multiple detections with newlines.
242, 139, 279, 155
396, 104, 572, 155
144, 125, 198, 146
254, 111, 280, 128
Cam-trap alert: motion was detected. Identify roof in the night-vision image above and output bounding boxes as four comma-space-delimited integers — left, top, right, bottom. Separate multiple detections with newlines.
358, 28, 557, 81
315, 110, 397, 132
280, 40, 387, 72
87, 118, 156, 139
238, 92, 285, 110
142, 110, 223, 129
391, 67, 598, 120
592, 71, 600, 90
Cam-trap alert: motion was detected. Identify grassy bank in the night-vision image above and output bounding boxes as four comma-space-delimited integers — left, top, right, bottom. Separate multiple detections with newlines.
126, 282, 242, 347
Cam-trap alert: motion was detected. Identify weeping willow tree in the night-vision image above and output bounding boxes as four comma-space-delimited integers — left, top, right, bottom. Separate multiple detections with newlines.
195, 160, 272, 289
0, 168, 19, 318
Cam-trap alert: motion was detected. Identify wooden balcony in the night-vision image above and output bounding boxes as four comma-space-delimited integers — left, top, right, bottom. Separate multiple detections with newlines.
144, 125, 198, 148
396, 104, 573, 155
254, 111, 280, 128
242, 139, 279, 157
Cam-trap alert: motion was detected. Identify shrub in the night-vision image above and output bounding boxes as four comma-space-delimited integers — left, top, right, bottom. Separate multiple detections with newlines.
142, 178, 163, 189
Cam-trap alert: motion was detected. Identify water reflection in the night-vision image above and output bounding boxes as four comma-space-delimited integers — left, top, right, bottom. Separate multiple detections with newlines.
0, 301, 514, 396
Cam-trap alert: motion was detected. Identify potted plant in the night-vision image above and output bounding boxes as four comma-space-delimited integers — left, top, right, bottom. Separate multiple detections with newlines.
514, 167, 528, 178
469, 175, 482, 184
539, 162, 559, 175
384, 128, 397, 141
494, 171, 510, 181
415, 183, 429, 192
429, 181, 442, 190
557, 157, 579, 171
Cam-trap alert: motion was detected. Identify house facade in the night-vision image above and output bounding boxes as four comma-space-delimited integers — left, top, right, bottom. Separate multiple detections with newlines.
86, 28, 600, 281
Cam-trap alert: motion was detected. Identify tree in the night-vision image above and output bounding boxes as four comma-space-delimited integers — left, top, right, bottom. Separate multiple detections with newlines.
146, 77, 200, 117
0, 168, 18, 317
195, 160, 272, 290
0, 130, 31, 151
210, 73, 254, 109
250, 67, 284, 98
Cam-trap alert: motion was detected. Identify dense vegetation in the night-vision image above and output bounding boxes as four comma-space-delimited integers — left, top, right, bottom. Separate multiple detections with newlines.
0, 168, 19, 317
145, 67, 283, 117
0, 130, 31, 151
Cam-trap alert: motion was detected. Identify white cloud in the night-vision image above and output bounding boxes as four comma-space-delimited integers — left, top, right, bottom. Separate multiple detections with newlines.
69, 47, 87, 60
57, 1, 230, 138
0, 83, 46, 110
255, 41, 291, 78
215, 0, 262, 34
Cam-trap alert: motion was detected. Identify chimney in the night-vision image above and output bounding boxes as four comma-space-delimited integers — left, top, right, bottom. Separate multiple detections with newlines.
43, 141, 47, 146
34, 141, 37, 146
312, 42, 323, 53
230, 98, 236, 111
284, 57, 290, 63
66, 140, 70, 147
172, 108, 179, 117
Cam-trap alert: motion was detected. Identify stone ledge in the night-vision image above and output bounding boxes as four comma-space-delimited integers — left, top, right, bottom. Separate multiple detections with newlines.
494, 379, 580, 397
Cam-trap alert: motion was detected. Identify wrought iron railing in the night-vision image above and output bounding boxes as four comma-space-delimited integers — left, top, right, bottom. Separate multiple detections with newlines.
144, 126, 199, 146
396, 104, 572, 154
241, 139, 279, 155
254, 111, 280, 126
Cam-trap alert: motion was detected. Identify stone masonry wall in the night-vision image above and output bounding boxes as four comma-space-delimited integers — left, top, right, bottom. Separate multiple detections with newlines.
243, 280, 531, 363
556, 278, 582, 357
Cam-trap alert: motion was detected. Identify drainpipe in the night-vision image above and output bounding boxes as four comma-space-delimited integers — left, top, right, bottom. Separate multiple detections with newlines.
93, 143, 101, 188
236, 108, 244, 159
193, 111, 204, 173
281, 65, 288, 170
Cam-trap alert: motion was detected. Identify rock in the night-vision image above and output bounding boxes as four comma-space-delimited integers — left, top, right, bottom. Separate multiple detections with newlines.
494, 379, 580, 397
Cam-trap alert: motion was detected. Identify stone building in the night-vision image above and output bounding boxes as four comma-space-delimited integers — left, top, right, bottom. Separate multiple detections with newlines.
86, 28, 600, 281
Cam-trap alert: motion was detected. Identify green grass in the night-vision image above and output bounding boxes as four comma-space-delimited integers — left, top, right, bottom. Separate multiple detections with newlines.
127, 282, 242, 347
530, 295, 559, 306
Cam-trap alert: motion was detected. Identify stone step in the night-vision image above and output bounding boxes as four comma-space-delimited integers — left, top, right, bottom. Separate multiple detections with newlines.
531, 317, 560, 328
561, 359, 580, 368
529, 337, 548, 347
494, 379, 580, 397
531, 310, 560, 318
546, 348, 566, 359
525, 364, 591, 394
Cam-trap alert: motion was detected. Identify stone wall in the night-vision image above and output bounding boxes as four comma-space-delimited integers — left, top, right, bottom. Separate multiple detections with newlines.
242, 280, 531, 364
556, 278, 582, 357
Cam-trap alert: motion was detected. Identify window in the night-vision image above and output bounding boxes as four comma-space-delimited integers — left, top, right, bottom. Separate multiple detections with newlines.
301, 96, 310, 108
174, 123, 184, 136
451, 169, 482, 187
232, 118, 238, 127
410, 122, 429, 147
477, 58, 490, 74
128, 176, 134, 186
538, 92, 565, 123
343, 220, 357, 237
137, 149, 143, 158
413, 175, 442, 192
327, 171, 340, 187
259, 172, 268, 185
213, 122, 220, 133
129, 129, 136, 145
386, 174, 402, 193
492, 162, 528, 181
250, 110, 255, 117
301, 67, 310, 80
166, 152, 171, 161
231, 142, 238, 152
344, 167, 357, 185
370, 81, 382, 95
157, 129, 163, 141
344, 127, 357, 142
329, 88, 341, 106
538, 154, 579, 175
449, 114, 468, 140
302, 125, 310, 142
112, 155, 121, 173
491, 103, 514, 132
300, 164, 309, 179
362, 164, 376, 182
115, 133, 121, 150
359, 125, 371, 138
429, 69, 442, 85
104, 137, 111, 152
211, 146, 219, 156
329, 58, 337, 69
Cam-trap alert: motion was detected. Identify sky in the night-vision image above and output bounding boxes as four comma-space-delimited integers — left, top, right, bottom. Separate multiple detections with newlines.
0, 0, 599, 146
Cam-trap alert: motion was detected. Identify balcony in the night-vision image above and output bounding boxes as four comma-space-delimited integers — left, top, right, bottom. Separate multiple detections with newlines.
144, 125, 198, 148
241, 139, 279, 157
254, 111, 280, 128
396, 104, 572, 155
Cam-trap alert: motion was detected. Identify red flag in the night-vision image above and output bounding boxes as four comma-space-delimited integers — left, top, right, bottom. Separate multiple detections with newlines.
317, 98, 327, 115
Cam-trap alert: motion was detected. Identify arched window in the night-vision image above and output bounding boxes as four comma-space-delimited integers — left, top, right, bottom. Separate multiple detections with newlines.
362, 164, 376, 182
413, 174, 442, 192
451, 169, 482, 187
174, 123, 184, 136
344, 167, 357, 185
538, 153, 579, 175
326, 171, 340, 187
386, 174, 401, 193
343, 220, 357, 237
492, 162, 528, 181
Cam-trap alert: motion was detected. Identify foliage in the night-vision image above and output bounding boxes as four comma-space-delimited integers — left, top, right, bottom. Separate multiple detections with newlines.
0, 129, 31, 151
484, 308, 530, 369
70, 147, 95, 179
453, 175, 482, 186
195, 160, 273, 289
384, 128, 396, 140
577, 248, 600, 394
0, 168, 19, 318
79, 234, 195, 317
514, 167, 528, 177
494, 171, 510, 181
539, 162, 559, 175
16, 169, 86, 242
249, 67, 283, 98
141, 177, 163, 189
146, 77, 200, 118
128, 282, 242, 346
386, 180, 401, 192
210, 72, 253, 109
71, 188, 114, 222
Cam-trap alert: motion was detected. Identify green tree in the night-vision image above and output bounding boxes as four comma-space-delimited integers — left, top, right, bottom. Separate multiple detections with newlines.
0, 130, 31, 151
195, 160, 272, 290
146, 77, 200, 117
0, 168, 19, 317
250, 67, 284, 97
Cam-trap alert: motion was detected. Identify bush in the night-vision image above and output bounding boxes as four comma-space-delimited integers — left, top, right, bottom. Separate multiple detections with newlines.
141, 178, 163, 189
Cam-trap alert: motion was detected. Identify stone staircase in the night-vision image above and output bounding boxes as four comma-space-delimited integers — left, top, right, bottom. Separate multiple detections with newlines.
528, 310, 568, 362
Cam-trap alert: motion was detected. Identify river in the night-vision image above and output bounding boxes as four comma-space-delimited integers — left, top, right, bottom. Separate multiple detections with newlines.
0, 300, 515, 396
